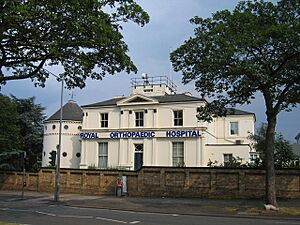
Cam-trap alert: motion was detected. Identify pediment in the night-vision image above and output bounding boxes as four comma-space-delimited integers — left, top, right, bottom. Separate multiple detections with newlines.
117, 94, 158, 106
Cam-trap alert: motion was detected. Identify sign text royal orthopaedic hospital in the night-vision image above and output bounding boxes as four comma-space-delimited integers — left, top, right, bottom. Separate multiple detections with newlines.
80, 130, 201, 139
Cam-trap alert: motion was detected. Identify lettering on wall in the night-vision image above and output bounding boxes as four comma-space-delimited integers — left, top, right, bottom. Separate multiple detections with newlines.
166, 130, 201, 138
80, 132, 99, 139
110, 131, 155, 138
80, 130, 201, 139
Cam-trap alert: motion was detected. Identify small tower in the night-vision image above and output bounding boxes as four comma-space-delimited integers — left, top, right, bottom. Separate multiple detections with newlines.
131, 74, 177, 96
42, 100, 83, 168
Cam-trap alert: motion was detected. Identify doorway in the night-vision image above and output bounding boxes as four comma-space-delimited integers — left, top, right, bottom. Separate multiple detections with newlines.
134, 144, 143, 170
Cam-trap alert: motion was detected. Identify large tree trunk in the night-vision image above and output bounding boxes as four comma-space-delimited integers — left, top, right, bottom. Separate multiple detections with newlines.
265, 113, 277, 206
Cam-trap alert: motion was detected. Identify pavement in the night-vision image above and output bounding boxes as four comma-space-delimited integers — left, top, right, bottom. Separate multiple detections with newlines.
1, 190, 300, 220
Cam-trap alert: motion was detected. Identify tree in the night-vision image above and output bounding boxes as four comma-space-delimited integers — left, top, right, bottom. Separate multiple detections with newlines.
170, 0, 300, 207
12, 95, 46, 171
0, 0, 149, 88
0, 94, 45, 171
0, 94, 22, 169
249, 123, 296, 168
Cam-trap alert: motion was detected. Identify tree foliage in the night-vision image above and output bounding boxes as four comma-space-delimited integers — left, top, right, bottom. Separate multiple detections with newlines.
0, 94, 45, 171
249, 123, 296, 168
170, 0, 300, 206
0, 94, 21, 156
0, 0, 149, 88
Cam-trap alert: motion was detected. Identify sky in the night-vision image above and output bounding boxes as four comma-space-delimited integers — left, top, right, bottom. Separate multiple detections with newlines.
1, 0, 299, 142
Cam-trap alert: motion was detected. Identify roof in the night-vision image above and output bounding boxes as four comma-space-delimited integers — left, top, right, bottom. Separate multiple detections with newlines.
226, 108, 255, 116
46, 100, 83, 122
153, 94, 206, 103
82, 94, 205, 107
82, 97, 126, 107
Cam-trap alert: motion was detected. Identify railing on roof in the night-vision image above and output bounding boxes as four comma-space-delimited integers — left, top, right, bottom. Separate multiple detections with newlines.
131, 76, 177, 92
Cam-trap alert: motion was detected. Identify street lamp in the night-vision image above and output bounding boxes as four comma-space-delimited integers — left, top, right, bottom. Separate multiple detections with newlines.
43, 68, 64, 202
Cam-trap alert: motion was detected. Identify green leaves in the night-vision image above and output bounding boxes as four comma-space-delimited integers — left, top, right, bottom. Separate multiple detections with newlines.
249, 123, 296, 168
0, 94, 45, 171
0, 0, 149, 88
170, 0, 300, 119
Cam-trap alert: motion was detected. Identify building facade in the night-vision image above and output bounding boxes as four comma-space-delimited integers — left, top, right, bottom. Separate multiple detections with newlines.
42, 76, 256, 169
42, 100, 83, 168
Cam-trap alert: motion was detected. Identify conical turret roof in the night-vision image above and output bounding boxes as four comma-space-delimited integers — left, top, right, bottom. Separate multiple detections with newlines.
46, 100, 83, 122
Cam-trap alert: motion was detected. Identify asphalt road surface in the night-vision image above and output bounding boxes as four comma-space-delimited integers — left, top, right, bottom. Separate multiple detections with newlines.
1, 201, 299, 225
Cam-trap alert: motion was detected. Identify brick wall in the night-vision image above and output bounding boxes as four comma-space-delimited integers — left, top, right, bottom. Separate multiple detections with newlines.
0, 167, 299, 199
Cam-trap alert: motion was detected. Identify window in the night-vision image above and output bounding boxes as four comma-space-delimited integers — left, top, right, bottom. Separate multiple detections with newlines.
52, 125, 56, 130
230, 122, 239, 135
172, 142, 184, 166
134, 144, 143, 170
223, 154, 233, 166
135, 111, 144, 127
78, 126, 82, 130
250, 153, 259, 162
134, 144, 143, 152
101, 113, 108, 128
98, 142, 108, 168
64, 125, 69, 130
62, 152, 67, 157
76, 152, 81, 158
174, 110, 183, 126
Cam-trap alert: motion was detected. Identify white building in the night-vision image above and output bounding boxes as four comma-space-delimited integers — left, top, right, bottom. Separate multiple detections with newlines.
42, 100, 83, 168
42, 76, 256, 169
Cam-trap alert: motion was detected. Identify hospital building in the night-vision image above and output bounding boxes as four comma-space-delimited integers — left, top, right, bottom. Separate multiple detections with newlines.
42, 75, 256, 170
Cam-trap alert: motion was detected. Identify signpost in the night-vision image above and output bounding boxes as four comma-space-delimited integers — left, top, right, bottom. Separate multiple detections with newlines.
21, 151, 26, 200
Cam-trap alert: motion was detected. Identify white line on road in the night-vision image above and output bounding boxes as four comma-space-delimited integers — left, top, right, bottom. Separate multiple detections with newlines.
96, 216, 128, 224
0, 208, 30, 213
58, 214, 93, 219
68, 205, 179, 217
269, 221, 300, 225
129, 221, 141, 224
35, 211, 56, 217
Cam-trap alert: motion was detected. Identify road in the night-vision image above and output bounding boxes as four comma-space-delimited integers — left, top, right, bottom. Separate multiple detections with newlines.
0, 197, 299, 225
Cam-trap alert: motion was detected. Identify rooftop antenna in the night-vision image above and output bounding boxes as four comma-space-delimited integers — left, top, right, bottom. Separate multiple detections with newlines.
141, 73, 149, 85
69, 91, 75, 100
169, 47, 173, 83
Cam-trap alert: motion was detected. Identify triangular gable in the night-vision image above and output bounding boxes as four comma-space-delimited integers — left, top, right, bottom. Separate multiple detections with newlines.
117, 94, 158, 106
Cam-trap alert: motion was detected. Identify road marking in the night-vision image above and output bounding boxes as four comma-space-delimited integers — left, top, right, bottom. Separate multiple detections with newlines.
129, 221, 141, 224
63, 205, 183, 217
96, 216, 128, 224
1, 208, 30, 213
172, 214, 179, 217
35, 211, 56, 217
270, 222, 300, 225
58, 214, 93, 219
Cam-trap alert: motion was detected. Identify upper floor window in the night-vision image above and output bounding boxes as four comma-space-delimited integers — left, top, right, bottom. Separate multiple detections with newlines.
135, 111, 144, 127
173, 110, 183, 126
230, 122, 239, 135
101, 113, 108, 128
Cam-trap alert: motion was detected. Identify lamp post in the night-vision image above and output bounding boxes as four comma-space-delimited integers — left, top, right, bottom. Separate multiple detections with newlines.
43, 68, 64, 202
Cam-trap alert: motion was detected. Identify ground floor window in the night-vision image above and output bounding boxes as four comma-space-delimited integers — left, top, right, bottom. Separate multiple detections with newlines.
250, 153, 259, 162
172, 142, 184, 166
98, 142, 108, 168
223, 153, 233, 166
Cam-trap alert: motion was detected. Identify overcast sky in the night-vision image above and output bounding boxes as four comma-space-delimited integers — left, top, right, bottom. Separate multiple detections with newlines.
1, 0, 299, 142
